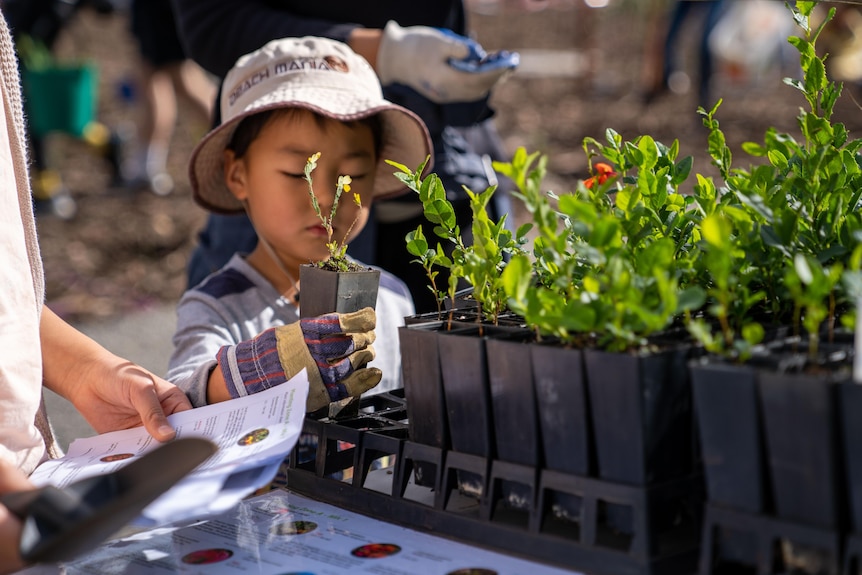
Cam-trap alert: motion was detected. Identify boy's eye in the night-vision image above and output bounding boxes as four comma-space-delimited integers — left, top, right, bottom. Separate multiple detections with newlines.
280, 171, 304, 179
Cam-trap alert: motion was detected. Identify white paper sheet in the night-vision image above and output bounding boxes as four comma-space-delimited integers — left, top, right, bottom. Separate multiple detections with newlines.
29, 370, 309, 526
17, 490, 579, 575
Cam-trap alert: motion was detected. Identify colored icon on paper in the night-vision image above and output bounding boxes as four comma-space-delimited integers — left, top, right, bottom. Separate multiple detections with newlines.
351, 543, 401, 558
181, 548, 233, 564
271, 520, 318, 535
238, 428, 270, 446
99, 453, 134, 463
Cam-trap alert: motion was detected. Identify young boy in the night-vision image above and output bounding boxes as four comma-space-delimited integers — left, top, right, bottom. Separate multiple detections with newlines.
167, 36, 432, 411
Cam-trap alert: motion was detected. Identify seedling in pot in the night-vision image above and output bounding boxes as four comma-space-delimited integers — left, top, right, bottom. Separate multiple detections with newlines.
304, 152, 367, 272
389, 157, 529, 328
687, 3, 862, 360
498, 144, 702, 352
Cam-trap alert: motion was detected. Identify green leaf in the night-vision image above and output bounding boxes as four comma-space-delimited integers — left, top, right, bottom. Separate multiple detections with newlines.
405, 227, 428, 257
590, 218, 621, 249
794, 253, 814, 285
701, 214, 729, 249
501, 254, 532, 303
638, 135, 658, 170
384, 159, 409, 173
741, 141, 767, 156
767, 149, 788, 170
424, 199, 456, 230
616, 188, 637, 213
783, 76, 805, 94
804, 52, 827, 96
672, 155, 693, 185
742, 323, 765, 345
516, 222, 533, 240
677, 286, 707, 313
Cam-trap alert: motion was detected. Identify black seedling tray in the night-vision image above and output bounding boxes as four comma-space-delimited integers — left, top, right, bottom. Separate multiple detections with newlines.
286, 391, 703, 575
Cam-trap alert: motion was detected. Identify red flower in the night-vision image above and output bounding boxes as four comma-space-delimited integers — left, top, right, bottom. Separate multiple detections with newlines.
583, 162, 616, 189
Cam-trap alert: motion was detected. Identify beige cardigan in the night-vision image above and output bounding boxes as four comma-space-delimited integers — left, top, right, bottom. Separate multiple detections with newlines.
0, 11, 62, 462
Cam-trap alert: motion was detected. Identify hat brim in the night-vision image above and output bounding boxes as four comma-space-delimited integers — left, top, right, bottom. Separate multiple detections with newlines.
189, 88, 433, 214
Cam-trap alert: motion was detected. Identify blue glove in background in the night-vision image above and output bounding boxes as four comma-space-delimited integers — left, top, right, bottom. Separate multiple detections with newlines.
436, 28, 520, 74
376, 20, 518, 104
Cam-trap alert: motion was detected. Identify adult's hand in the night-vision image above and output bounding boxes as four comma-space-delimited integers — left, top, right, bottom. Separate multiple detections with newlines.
0, 459, 32, 574
40, 307, 192, 442
375, 21, 517, 103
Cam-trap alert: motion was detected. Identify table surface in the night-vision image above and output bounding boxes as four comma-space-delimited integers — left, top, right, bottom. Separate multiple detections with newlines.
15, 486, 579, 575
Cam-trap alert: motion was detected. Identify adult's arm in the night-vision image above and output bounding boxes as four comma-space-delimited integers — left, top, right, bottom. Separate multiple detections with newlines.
0, 459, 30, 574
39, 307, 192, 442
170, 0, 361, 77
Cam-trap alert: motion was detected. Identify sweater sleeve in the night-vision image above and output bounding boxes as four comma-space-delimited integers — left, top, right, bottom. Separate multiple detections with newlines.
166, 292, 243, 407
170, 0, 360, 77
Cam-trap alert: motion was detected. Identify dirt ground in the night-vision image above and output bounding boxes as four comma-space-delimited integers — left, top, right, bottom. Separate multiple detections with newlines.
33, 2, 862, 323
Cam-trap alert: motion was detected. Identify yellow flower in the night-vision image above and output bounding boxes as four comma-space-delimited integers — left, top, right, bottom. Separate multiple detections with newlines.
338, 174, 352, 192
308, 152, 321, 163
353, 192, 362, 207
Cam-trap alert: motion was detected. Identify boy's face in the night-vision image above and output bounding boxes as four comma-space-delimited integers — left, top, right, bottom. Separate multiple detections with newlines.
223, 109, 375, 273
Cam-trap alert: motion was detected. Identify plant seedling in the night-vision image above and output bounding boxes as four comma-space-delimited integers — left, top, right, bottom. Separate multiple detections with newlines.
304, 152, 366, 272
389, 156, 529, 327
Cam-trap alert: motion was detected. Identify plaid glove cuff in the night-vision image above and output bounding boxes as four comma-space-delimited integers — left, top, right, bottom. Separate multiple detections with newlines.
217, 328, 286, 399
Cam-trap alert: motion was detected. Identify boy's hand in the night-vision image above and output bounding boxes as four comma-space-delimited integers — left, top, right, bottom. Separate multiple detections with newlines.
375, 21, 516, 103
218, 308, 381, 411
281, 308, 381, 411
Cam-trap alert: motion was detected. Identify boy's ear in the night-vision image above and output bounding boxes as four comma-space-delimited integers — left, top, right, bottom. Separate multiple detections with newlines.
223, 149, 248, 200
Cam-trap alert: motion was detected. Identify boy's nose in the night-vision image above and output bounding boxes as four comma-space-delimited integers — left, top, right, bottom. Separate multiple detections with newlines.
312, 173, 344, 213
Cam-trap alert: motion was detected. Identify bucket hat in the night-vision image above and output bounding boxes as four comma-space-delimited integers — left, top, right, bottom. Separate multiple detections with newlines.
189, 36, 433, 214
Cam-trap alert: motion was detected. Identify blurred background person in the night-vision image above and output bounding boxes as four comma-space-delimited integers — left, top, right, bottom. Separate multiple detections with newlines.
1, 0, 129, 219
640, 0, 727, 107
125, 0, 215, 196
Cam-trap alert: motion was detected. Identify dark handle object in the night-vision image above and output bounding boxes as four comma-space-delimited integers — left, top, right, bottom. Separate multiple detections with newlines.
1, 437, 217, 564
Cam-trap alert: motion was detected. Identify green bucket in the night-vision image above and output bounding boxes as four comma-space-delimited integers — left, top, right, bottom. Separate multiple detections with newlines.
22, 64, 98, 138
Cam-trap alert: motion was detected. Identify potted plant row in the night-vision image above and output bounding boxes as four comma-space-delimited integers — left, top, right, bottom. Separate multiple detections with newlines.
682, 4, 862, 545
390, 127, 706, 539
388, 158, 535, 494
390, 3, 862, 566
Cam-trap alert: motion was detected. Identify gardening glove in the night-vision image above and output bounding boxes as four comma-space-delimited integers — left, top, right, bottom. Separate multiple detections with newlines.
217, 308, 381, 412
375, 20, 519, 103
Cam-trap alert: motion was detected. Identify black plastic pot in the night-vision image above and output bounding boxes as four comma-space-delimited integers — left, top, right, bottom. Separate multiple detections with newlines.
690, 358, 767, 513
399, 321, 448, 453
584, 345, 695, 485
530, 342, 591, 476
840, 381, 862, 533
298, 264, 380, 318
486, 334, 540, 467
437, 326, 513, 460
758, 369, 847, 530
